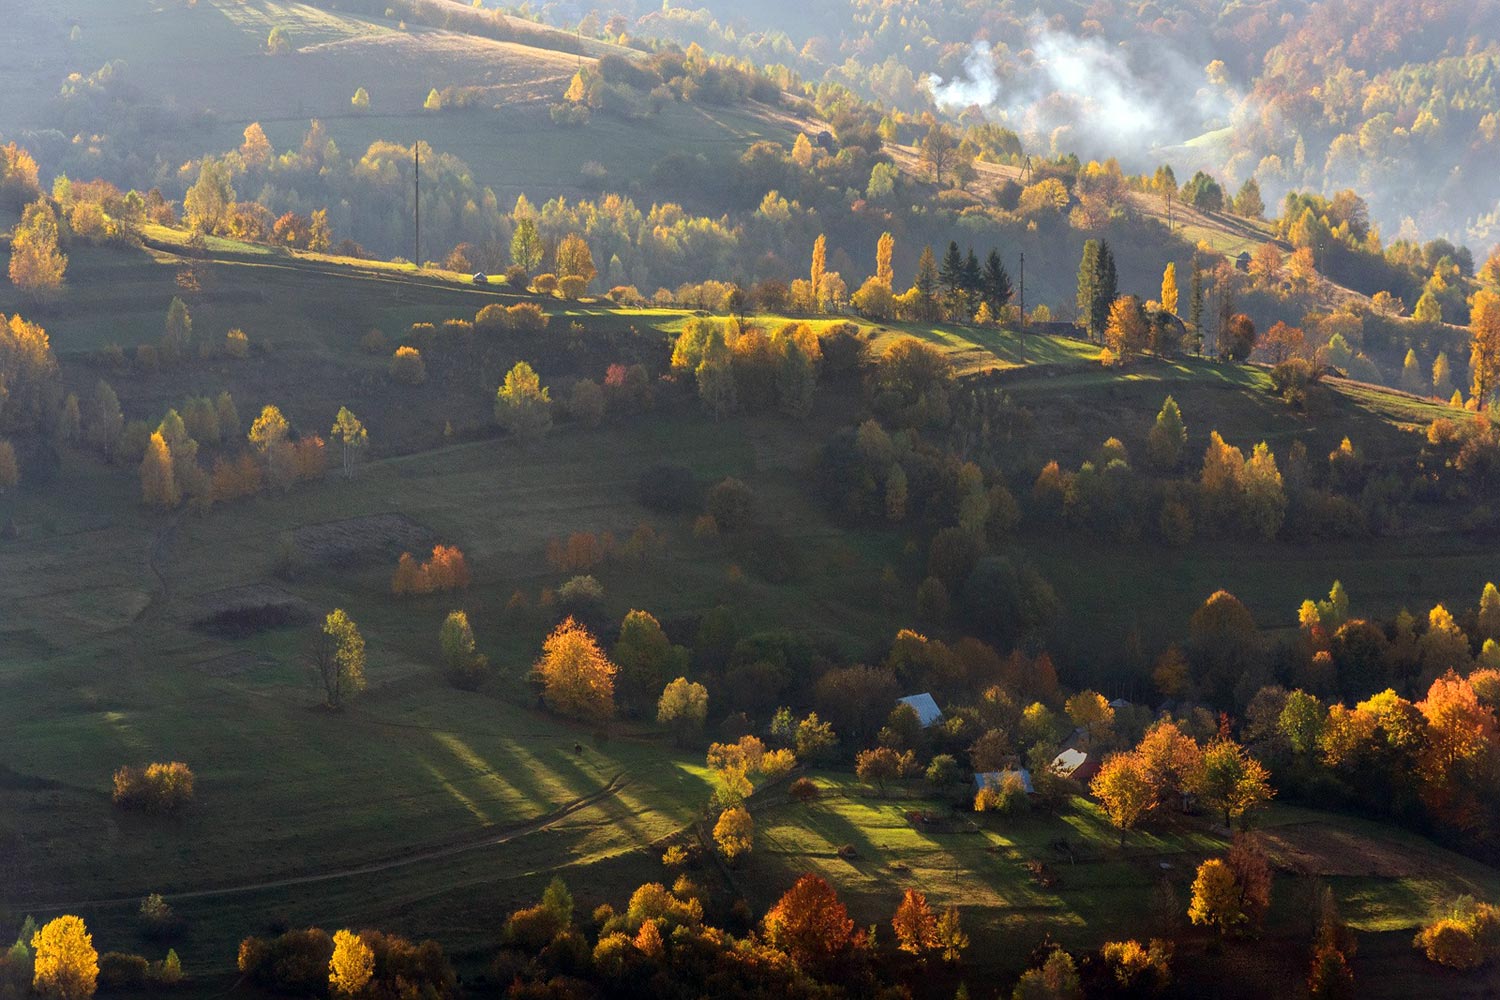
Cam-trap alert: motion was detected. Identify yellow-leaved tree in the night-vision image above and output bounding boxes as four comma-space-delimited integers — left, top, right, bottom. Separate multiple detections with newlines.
1161, 262, 1179, 315
139, 431, 180, 509
313, 609, 366, 710
891, 889, 939, 955
32, 915, 98, 999
495, 361, 552, 443
1470, 288, 1500, 405
810, 234, 827, 311
534, 617, 616, 722
328, 929, 374, 997
330, 406, 367, 479
876, 231, 895, 287
713, 805, 754, 863
9, 198, 67, 296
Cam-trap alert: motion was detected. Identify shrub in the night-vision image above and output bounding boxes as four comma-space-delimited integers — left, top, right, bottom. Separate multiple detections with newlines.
707, 477, 755, 532
139, 893, 178, 939
504, 264, 529, 288
568, 379, 605, 427
237, 928, 334, 996
98, 952, 150, 990
360, 328, 387, 354
224, 328, 249, 358
389, 346, 426, 384
112, 762, 195, 814
788, 777, 820, 802
1415, 898, 1500, 970
558, 575, 605, 617
475, 303, 508, 334
608, 285, 645, 306
1271, 357, 1319, 407
391, 545, 471, 596
508, 302, 548, 332
558, 275, 589, 300
532, 273, 559, 295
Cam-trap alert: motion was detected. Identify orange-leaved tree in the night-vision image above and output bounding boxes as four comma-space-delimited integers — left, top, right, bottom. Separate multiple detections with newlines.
891, 889, 939, 956
533, 617, 616, 723
763, 874, 854, 968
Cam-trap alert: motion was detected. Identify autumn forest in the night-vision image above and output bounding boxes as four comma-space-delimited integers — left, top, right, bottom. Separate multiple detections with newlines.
6, 1, 1500, 999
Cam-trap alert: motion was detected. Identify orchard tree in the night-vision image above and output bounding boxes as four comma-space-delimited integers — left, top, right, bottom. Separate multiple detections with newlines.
328, 930, 373, 998
31, 915, 98, 1000
510, 217, 543, 274
1091, 752, 1155, 844
657, 677, 708, 746
183, 159, 234, 234
330, 406, 368, 479
1104, 295, 1149, 361
891, 889, 939, 956
614, 609, 687, 703
713, 805, 754, 862
555, 233, 597, 286
1065, 691, 1114, 744
439, 610, 488, 690
314, 609, 366, 709
1195, 738, 1274, 828
495, 362, 552, 443
763, 874, 854, 968
534, 617, 616, 723
1188, 859, 1244, 935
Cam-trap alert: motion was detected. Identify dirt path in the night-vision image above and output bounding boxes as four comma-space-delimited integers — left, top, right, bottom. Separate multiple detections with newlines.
16, 772, 632, 913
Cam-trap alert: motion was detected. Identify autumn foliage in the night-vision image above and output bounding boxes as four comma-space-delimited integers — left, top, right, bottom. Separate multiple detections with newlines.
533, 617, 617, 723
391, 545, 471, 596
762, 875, 855, 969
112, 762, 195, 814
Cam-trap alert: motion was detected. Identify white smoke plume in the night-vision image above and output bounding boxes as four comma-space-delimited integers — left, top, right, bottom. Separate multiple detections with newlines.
931, 28, 1233, 165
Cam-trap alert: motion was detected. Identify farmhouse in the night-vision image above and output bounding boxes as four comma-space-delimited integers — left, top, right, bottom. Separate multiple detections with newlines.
896, 692, 943, 727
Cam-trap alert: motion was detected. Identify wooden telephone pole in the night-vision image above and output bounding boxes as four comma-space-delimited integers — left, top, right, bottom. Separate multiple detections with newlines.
1018, 251, 1025, 362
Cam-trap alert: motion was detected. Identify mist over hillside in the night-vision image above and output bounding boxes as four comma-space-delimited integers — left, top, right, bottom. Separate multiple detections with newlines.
560, 0, 1500, 246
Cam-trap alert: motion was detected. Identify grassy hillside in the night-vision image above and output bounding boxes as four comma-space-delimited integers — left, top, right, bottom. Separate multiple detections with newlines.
3, 0, 809, 211
3, 242, 1497, 994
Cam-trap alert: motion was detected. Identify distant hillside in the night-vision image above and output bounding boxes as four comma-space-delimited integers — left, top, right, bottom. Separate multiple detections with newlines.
0, 0, 812, 220
556, 0, 1500, 245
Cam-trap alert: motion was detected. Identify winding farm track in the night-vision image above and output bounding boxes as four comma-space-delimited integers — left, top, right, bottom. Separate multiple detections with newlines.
15, 772, 632, 913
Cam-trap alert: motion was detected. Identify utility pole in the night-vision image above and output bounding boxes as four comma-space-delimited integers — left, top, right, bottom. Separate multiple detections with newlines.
1018, 251, 1025, 363
413, 143, 420, 268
